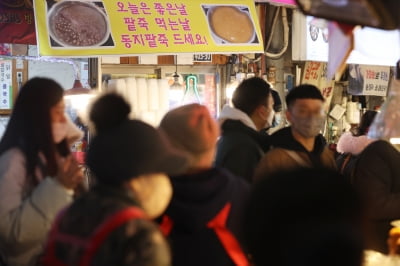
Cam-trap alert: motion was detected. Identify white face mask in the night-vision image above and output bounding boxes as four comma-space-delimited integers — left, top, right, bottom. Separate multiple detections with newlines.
291, 115, 325, 138
52, 122, 68, 143
274, 112, 282, 126
130, 173, 172, 219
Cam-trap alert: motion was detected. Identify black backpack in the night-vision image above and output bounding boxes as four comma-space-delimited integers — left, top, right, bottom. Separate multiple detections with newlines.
336, 153, 359, 183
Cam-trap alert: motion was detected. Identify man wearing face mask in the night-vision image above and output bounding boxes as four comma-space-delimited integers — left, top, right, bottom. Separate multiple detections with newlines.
215, 77, 273, 183
255, 84, 336, 180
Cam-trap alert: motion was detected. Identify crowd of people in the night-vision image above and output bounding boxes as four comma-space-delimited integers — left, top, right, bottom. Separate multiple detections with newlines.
0, 76, 399, 266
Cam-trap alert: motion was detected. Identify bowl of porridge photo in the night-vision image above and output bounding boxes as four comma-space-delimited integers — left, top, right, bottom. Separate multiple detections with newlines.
205, 5, 256, 44
47, 1, 110, 47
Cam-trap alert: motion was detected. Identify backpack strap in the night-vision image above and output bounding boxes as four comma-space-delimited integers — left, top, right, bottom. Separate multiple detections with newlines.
79, 207, 145, 266
340, 153, 353, 174
207, 203, 250, 266
283, 150, 311, 168
159, 215, 174, 236
160, 204, 249, 266
42, 207, 145, 266
41, 208, 70, 266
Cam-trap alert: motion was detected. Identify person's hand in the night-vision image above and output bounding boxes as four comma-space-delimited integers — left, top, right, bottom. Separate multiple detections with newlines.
55, 154, 84, 190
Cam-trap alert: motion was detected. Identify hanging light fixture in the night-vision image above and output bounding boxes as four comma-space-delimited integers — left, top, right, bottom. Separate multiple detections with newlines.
64, 79, 96, 124
64, 79, 90, 95
168, 55, 184, 108
169, 55, 182, 90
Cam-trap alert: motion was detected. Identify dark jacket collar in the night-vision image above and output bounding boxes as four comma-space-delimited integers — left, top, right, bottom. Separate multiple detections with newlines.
271, 127, 326, 156
221, 119, 270, 151
92, 184, 140, 206
166, 168, 245, 230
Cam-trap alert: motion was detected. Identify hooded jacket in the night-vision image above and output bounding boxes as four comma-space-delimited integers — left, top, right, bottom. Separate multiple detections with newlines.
255, 127, 336, 179
162, 168, 250, 266
214, 105, 270, 182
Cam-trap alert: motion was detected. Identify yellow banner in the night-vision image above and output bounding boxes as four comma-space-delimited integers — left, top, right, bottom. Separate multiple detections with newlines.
34, 0, 264, 56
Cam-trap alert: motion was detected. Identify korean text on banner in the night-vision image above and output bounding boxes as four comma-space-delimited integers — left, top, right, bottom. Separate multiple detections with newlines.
34, 0, 264, 56
0, 1, 36, 45
348, 64, 390, 96
302, 61, 335, 113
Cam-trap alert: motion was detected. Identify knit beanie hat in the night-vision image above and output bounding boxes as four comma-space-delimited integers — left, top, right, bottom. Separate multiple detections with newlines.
159, 104, 219, 160
86, 93, 190, 185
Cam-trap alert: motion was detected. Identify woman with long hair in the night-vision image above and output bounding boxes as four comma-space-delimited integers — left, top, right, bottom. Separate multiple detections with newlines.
0, 77, 84, 266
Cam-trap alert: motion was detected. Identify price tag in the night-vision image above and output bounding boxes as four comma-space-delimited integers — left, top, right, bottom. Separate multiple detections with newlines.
193, 54, 212, 62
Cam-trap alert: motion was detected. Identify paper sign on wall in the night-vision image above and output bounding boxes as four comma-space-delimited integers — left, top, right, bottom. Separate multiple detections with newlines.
302, 61, 335, 112
34, 0, 264, 56
0, 61, 13, 110
348, 64, 390, 96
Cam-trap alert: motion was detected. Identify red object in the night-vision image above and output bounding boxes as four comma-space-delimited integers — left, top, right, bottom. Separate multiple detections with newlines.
42, 207, 145, 266
159, 215, 173, 235
72, 151, 85, 165
336, 22, 356, 36
0, 7, 36, 44
329, 143, 337, 152
160, 203, 249, 266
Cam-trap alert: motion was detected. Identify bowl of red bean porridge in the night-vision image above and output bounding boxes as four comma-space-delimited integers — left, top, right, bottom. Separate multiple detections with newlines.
47, 1, 110, 47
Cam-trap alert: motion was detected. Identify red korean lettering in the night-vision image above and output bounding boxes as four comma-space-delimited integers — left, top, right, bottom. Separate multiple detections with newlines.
366, 70, 375, 79
144, 34, 157, 48
121, 34, 132, 48
117, 2, 128, 12
166, 3, 177, 15
195, 34, 208, 45
124, 17, 136, 31
154, 3, 165, 15
173, 33, 184, 44
311, 62, 320, 71
155, 18, 167, 30
140, 2, 151, 15
127, 3, 140, 15
184, 34, 194, 45
175, 3, 188, 15
304, 67, 311, 80
158, 34, 169, 47
168, 18, 179, 30
179, 18, 190, 31
132, 34, 145, 46
137, 17, 149, 31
